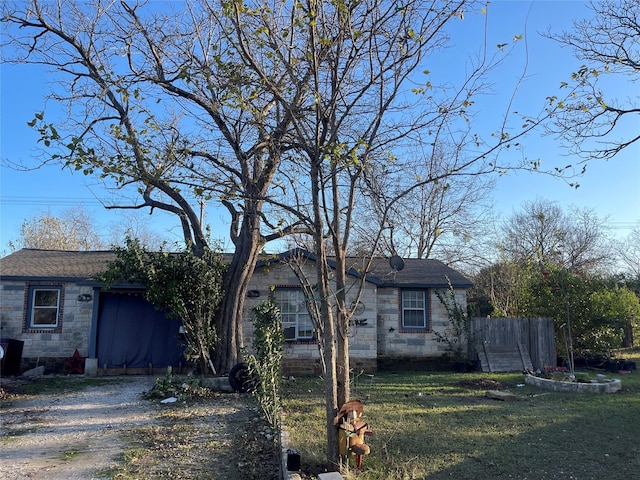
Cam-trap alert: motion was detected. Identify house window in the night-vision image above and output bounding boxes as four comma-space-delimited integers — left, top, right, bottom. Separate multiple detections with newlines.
28, 286, 62, 328
274, 288, 314, 341
401, 290, 428, 330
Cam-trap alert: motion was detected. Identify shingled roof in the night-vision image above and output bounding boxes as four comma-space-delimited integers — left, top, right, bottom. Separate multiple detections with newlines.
0, 249, 117, 282
365, 257, 472, 288
1, 248, 472, 289
257, 249, 473, 289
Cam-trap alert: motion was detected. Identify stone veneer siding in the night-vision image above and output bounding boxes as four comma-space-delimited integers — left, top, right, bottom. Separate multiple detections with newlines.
0, 281, 95, 374
377, 287, 467, 359
242, 262, 378, 376
1, 260, 468, 375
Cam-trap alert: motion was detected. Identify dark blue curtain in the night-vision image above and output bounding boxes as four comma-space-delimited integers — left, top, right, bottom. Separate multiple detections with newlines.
97, 292, 185, 368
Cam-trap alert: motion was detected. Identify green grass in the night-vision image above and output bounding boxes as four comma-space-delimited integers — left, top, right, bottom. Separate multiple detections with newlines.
282, 349, 640, 479
59, 449, 82, 462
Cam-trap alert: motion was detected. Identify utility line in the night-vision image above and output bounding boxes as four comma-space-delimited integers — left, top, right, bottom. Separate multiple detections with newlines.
0, 196, 105, 206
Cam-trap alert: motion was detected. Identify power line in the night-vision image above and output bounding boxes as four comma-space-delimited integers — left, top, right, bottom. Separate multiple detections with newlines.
1, 196, 105, 207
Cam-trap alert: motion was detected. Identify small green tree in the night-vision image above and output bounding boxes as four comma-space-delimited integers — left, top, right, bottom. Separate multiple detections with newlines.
520, 263, 640, 357
96, 238, 226, 373
245, 300, 284, 431
590, 287, 640, 352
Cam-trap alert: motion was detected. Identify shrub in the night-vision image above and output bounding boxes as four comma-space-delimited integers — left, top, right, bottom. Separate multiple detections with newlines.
245, 300, 284, 431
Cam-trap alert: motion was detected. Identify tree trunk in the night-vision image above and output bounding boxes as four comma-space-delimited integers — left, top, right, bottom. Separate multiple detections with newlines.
213, 211, 263, 374
321, 287, 339, 470
309, 160, 340, 469
622, 322, 634, 348
334, 256, 351, 410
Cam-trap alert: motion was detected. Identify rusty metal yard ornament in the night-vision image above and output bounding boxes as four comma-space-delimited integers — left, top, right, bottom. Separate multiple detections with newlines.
335, 399, 373, 470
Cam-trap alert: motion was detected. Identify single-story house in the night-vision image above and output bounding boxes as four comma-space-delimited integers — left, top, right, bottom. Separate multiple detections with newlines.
0, 248, 472, 375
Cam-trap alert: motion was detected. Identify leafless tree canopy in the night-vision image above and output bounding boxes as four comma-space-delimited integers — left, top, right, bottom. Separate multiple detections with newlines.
9, 207, 106, 251
617, 226, 640, 278
499, 198, 614, 274
546, 0, 640, 160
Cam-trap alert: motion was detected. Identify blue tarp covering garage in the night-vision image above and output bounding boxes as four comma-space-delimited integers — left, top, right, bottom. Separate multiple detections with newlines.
96, 292, 185, 369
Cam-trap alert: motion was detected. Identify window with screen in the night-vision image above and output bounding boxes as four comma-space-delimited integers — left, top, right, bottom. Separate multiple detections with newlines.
28, 286, 62, 329
401, 289, 428, 330
274, 288, 314, 341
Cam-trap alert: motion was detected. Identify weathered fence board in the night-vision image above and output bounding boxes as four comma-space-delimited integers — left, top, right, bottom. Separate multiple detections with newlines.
476, 343, 533, 372
470, 317, 556, 371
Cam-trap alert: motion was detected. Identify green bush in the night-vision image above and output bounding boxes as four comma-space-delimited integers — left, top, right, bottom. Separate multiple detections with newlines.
96, 238, 226, 373
143, 367, 213, 400
245, 300, 284, 431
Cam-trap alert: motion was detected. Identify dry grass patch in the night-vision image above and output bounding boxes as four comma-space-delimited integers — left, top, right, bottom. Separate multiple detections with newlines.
109, 394, 281, 480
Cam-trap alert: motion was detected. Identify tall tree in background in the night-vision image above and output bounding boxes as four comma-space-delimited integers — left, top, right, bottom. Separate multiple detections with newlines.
545, 0, 640, 160
375, 154, 496, 270
470, 260, 527, 317
500, 198, 613, 274
473, 199, 615, 318
106, 210, 171, 251
9, 207, 105, 251
617, 226, 640, 279
7, 208, 172, 253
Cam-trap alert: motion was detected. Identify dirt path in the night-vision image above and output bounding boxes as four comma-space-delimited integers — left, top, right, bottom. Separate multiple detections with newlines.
1, 376, 159, 480
1, 376, 281, 480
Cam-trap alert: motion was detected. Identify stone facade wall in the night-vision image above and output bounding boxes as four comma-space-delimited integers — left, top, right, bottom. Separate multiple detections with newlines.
377, 287, 467, 360
0, 281, 95, 373
1, 262, 468, 376
242, 261, 378, 375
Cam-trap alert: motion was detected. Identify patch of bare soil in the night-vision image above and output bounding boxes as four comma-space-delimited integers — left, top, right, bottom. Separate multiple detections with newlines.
0, 376, 280, 480
454, 378, 511, 390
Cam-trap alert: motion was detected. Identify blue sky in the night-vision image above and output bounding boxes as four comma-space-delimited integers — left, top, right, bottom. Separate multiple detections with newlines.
1, 0, 638, 256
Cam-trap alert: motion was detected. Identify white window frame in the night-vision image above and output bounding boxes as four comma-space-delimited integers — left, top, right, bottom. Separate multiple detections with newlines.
29, 287, 62, 328
401, 289, 428, 330
274, 288, 314, 341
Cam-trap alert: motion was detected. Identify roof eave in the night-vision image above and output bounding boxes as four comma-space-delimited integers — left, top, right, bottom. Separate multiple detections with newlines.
378, 281, 474, 289
0, 275, 98, 284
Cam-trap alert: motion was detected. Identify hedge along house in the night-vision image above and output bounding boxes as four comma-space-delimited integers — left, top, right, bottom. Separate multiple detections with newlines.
0, 248, 472, 375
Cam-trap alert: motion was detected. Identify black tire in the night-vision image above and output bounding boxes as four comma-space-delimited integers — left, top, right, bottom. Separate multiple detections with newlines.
228, 362, 255, 393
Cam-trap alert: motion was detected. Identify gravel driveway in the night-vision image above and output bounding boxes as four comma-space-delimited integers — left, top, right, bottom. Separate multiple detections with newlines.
0, 375, 281, 480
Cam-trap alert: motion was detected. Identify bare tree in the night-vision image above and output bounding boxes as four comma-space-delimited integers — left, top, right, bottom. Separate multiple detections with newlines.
617, 225, 640, 278
470, 260, 526, 318
9, 207, 105, 251
371, 149, 497, 268
500, 198, 613, 274
545, 0, 640, 160
106, 210, 170, 251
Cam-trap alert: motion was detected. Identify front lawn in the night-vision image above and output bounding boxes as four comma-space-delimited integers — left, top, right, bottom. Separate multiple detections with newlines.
282, 349, 640, 480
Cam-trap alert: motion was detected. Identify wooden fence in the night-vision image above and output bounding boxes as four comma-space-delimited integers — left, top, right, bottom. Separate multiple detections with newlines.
469, 317, 556, 371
